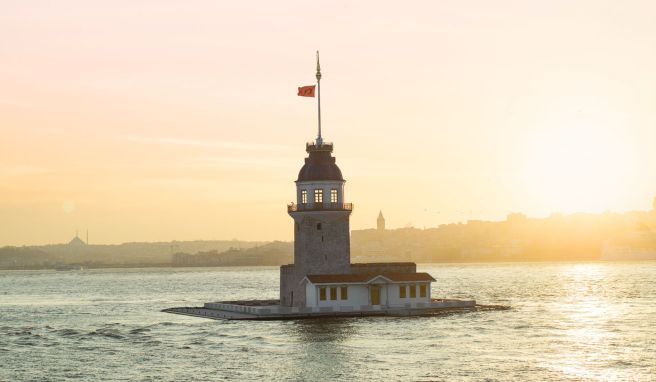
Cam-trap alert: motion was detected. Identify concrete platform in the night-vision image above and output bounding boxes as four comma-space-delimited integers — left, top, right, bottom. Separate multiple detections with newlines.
161, 298, 500, 321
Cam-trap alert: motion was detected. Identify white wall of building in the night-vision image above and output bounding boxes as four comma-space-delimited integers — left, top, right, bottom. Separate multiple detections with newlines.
345, 285, 369, 307
387, 282, 432, 306
305, 280, 432, 308
306, 283, 370, 308
305, 282, 317, 307
296, 180, 345, 207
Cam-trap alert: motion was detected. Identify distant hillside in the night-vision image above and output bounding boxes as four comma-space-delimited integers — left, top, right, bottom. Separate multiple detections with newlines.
5, 206, 656, 270
352, 209, 656, 263
172, 241, 293, 267
0, 246, 55, 269
0, 240, 266, 269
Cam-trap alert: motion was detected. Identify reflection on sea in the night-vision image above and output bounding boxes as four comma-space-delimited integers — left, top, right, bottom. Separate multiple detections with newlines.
542, 264, 638, 380
292, 317, 357, 342
286, 318, 357, 380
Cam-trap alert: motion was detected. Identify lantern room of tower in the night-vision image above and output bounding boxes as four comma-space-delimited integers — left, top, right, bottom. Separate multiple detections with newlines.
287, 141, 353, 212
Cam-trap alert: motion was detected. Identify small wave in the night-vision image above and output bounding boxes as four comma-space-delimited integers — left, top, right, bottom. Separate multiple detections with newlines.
88, 328, 124, 340
15, 340, 38, 346
4, 327, 38, 337
612, 360, 634, 367
56, 328, 81, 336
129, 327, 151, 335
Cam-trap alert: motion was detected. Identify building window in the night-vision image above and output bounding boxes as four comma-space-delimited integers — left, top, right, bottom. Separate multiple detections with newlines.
419, 284, 427, 298
314, 189, 323, 203
340, 286, 348, 300
317, 223, 322, 230
399, 285, 406, 298
330, 287, 337, 300
301, 190, 307, 204
319, 287, 326, 301
330, 189, 338, 203
409, 284, 416, 298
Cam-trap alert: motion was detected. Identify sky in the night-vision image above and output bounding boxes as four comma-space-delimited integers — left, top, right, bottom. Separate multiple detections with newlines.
2, 0, 656, 246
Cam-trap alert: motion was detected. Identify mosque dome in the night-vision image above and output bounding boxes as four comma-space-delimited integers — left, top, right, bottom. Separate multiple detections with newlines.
68, 236, 86, 246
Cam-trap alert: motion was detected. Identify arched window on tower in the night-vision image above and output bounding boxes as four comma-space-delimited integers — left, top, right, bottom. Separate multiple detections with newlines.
301, 190, 307, 204
330, 189, 338, 205
314, 189, 323, 204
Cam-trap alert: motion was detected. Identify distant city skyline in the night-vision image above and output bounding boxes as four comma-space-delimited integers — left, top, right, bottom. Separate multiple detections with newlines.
2, 1, 656, 246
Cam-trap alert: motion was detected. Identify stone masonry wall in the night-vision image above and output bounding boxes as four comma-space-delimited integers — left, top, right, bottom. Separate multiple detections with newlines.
280, 210, 351, 307
279, 264, 295, 306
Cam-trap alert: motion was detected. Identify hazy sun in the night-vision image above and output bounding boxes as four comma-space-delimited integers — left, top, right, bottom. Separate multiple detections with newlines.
522, 120, 636, 214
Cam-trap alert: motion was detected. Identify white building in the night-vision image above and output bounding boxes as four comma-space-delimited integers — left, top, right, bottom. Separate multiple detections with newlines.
302, 273, 434, 308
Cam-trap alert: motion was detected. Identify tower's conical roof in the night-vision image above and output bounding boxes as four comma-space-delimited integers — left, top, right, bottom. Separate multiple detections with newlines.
297, 142, 343, 182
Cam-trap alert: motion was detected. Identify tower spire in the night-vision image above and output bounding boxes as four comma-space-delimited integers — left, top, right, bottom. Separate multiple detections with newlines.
315, 51, 322, 145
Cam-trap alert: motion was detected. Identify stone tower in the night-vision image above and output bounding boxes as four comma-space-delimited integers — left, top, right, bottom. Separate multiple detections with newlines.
377, 210, 386, 231
279, 51, 354, 307
280, 141, 353, 306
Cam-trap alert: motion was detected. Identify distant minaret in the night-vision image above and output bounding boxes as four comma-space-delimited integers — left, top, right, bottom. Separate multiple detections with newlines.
86, 230, 89, 245
377, 211, 386, 231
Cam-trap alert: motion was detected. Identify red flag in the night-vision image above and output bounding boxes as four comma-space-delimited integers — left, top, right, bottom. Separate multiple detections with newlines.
297, 85, 316, 97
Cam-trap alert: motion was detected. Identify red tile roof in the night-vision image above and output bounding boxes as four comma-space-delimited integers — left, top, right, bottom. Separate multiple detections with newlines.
383, 272, 436, 282
304, 272, 435, 284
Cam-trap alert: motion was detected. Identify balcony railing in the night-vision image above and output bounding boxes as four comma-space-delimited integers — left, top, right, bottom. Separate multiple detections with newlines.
306, 142, 333, 152
287, 202, 353, 213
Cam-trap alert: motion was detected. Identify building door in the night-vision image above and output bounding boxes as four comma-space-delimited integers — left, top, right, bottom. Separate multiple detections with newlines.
370, 285, 380, 305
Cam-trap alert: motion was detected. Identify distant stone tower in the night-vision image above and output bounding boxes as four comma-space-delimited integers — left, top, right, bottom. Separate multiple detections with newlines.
377, 210, 386, 231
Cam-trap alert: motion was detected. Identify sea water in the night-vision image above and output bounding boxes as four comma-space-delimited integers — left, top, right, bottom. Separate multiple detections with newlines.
1, 262, 654, 381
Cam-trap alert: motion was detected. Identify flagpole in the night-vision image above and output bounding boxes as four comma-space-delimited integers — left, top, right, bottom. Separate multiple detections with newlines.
316, 51, 322, 145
